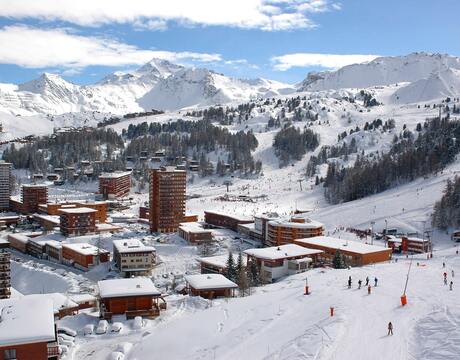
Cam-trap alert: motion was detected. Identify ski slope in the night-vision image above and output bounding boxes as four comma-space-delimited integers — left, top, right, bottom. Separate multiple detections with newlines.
124, 247, 460, 360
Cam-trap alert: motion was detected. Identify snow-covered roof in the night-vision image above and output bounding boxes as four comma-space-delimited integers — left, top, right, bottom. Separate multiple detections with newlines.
59, 207, 97, 214
22, 183, 47, 188
98, 278, 161, 298
34, 214, 60, 224
179, 222, 213, 233
185, 274, 238, 290
404, 237, 430, 243
199, 253, 247, 268
25, 293, 78, 314
295, 236, 391, 255
204, 210, 253, 222
0, 297, 56, 347
99, 171, 131, 179
62, 242, 108, 256
68, 293, 96, 304
268, 217, 324, 230
113, 239, 155, 253
244, 244, 323, 260
8, 233, 30, 244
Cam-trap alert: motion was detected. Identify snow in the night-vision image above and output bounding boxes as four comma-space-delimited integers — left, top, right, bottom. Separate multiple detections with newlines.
98, 278, 161, 298
268, 217, 324, 229
62, 243, 106, 256
295, 236, 391, 254
25, 293, 78, 314
244, 244, 323, 260
99, 171, 132, 179
69, 293, 96, 304
178, 222, 212, 234
0, 296, 56, 346
198, 253, 247, 268
112, 239, 155, 253
204, 210, 254, 223
59, 207, 97, 214
185, 273, 238, 290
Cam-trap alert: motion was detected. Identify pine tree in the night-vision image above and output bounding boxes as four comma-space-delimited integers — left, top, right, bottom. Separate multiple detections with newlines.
248, 258, 260, 287
332, 249, 345, 269
226, 252, 237, 282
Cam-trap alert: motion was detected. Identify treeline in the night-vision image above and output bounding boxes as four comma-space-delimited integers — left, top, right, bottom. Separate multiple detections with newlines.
432, 177, 460, 230
306, 138, 358, 177
324, 116, 460, 204
273, 125, 320, 167
123, 119, 261, 175
3, 128, 125, 174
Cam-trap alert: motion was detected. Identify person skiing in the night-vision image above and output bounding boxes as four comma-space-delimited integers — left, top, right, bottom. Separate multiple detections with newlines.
452, 270, 455, 278
388, 322, 393, 336
444, 277, 448, 285
348, 276, 352, 289
368, 285, 371, 295
374, 277, 378, 287
365, 276, 369, 286
358, 279, 362, 289
443, 262, 446, 268
450, 281, 453, 291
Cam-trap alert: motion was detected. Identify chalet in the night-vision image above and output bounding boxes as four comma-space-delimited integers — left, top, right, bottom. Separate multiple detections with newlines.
244, 244, 323, 283
387, 236, 432, 254
198, 253, 246, 274
295, 236, 392, 266
113, 239, 156, 277
0, 297, 59, 360
185, 274, 238, 299
177, 222, 213, 243
204, 211, 254, 232
61, 243, 109, 271
98, 278, 166, 320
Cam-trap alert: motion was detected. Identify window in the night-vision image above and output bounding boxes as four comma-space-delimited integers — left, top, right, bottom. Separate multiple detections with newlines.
4, 349, 17, 360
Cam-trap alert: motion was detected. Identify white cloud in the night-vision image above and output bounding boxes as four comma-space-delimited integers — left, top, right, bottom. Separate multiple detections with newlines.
0, 0, 341, 31
271, 53, 380, 70
0, 25, 221, 69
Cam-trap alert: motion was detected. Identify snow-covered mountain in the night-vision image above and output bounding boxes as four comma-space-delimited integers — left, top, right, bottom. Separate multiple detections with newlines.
0, 59, 293, 116
391, 67, 460, 104
139, 68, 295, 111
298, 52, 460, 102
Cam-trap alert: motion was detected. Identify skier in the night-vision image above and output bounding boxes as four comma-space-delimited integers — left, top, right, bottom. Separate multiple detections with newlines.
348, 276, 352, 289
452, 270, 455, 278
443, 262, 446, 268
387, 322, 393, 336
358, 279, 362, 289
365, 276, 369, 286
368, 285, 372, 295
444, 277, 448, 285
374, 277, 378, 287
450, 281, 453, 291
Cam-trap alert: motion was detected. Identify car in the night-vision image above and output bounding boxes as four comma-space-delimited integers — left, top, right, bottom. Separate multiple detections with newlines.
95, 320, 109, 334
133, 316, 144, 330
83, 324, 94, 335
57, 326, 77, 337
111, 322, 123, 333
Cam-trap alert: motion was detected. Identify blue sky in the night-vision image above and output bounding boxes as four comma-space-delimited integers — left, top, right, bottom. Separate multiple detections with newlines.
0, 0, 459, 85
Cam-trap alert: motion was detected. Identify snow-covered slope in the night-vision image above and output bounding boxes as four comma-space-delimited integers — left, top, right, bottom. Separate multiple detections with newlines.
298, 52, 460, 92
139, 68, 294, 111
391, 67, 460, 104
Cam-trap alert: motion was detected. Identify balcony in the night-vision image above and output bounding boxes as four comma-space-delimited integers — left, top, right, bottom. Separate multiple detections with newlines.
47, 341, 60, 358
